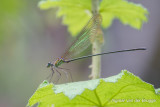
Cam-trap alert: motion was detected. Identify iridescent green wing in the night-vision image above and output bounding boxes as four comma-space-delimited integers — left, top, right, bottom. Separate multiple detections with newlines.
62, 14, 102, 60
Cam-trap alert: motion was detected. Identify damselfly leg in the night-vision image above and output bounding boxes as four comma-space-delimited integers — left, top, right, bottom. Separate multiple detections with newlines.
46, 62, 62, 83
53, 67, 62, 84
57, 67, 73, 82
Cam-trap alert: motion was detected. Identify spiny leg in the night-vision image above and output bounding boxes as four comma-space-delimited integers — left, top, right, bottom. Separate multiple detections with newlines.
46, 67, 54, 82
59, 69, 69, 82
54, 67, 62, 84
58, 67, 73, 82
49, 67, 55, 82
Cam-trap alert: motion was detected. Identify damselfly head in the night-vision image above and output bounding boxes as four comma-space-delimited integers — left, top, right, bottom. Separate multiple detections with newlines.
46, 62, 54, 68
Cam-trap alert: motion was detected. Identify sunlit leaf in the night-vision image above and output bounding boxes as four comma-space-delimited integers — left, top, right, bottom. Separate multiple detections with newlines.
27, 70, 160, 107
39, 0, 92, 36
39, 0, 148, 36
100, 0, 148, 29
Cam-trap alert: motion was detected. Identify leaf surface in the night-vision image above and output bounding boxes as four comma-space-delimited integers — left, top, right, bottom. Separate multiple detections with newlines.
27, 70, 160, 107
39, 0, 148, 36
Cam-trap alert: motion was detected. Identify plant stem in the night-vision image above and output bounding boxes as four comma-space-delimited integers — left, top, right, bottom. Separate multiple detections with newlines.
92, 0, 99, 14
89, 0, 103, 79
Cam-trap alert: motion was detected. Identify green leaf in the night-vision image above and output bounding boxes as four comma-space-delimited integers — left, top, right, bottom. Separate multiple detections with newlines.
39, 0, 92, 36
27, 70, 160, 107
100, 0, 148, 29
38, 0, 148, 36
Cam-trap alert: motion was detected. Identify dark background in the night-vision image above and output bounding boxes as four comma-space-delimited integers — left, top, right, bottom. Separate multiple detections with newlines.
0, 0, 159, 107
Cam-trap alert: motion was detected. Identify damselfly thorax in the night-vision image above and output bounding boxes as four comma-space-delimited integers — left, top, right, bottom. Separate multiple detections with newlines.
46, 57, 72, 83
47, 58, 65, 68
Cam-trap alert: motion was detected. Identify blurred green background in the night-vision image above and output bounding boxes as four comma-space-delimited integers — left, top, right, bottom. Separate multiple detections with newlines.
0, 0, 160, 107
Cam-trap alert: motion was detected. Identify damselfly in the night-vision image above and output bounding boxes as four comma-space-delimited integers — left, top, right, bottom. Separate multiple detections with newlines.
47, 14, 146, 82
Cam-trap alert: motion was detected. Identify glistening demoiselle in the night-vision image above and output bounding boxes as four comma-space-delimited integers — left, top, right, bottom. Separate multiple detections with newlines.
46, 14, 146, 82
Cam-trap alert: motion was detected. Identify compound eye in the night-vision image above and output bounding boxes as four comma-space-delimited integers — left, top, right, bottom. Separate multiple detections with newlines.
46, 62, 51, 68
